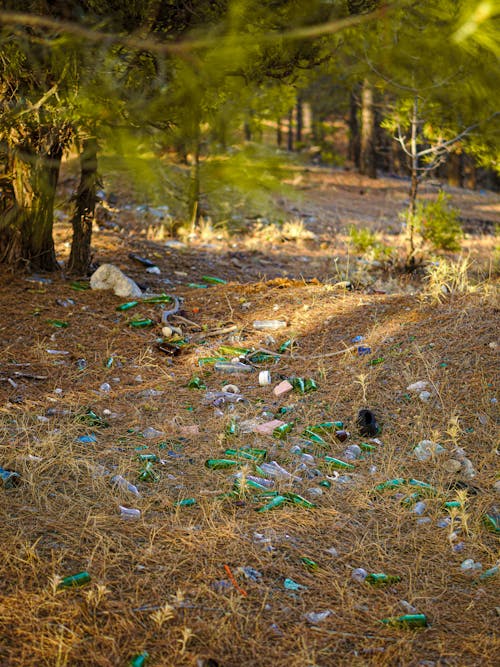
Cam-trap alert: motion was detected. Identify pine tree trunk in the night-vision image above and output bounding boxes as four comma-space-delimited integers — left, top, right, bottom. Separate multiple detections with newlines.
68, 137, 99, 275
287, 108, 294, 151
348, 89, 360, 168
276, 118, 283, 147
2, 142, 62, 271
463, 154, 476, 190
296, 98, 303, 143
447, 151, 463, 188
359, 79, 376, 178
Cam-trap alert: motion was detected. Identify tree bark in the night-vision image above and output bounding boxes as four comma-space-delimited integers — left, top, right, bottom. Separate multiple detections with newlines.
276, 118, 283, 147
1, 140, 63, 271
296, 97, 303, 144
348, 88, 360, 168
359, 79, 376, 178
287, 108, 294, 151
447, 150, 463, 188
68, 137, 99, 275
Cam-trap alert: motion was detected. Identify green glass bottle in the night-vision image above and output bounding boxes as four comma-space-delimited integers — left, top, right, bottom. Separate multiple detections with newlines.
202, 275, 227, 284
58, 571, 91, 588
304, 378, 318, 392
174, 498, 196, 507
273, 423, 293, 439
129, 319, 154, 328
205, 459, 240, 470
302, 429, 327, 445
116, 301, 138, 311
381, 614, 428, 628
482, 513, 500, 534
283, 492, 316, 509
187, 376, 206, 389
301, 557, 319, 571
324, 456, 355, 471
218, 345, 250, 356
309, 421, 344, 433
258, 495, 287, 512
365, 573, 402, 586
374, 478, 406, 492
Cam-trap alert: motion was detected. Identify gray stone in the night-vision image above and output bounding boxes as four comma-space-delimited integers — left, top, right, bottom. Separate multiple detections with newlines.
90, 264, 142, 297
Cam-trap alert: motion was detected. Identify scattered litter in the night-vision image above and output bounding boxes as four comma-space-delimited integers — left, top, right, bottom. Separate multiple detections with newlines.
223, 564, 247, 596
57, 571, 91, 588
253, 419, 285, 435
356, 409, 379, 436
142, 427, 165, 439
406, 381, 429, 393
381, 614, 428, 628
77, 434, 97, 444
284, 578, 307, 591
413, 440, 446, 461
253, 320, 287, 330
258, 370, 271, 386
305, 610, 332, 624
273, 380, 294, 396
0, 467, 21, 488
214, 361, 253, 374
119, 506, 141, 519
351, 568, 368, 582
111, 475, 140, 496
129, 652, 149, 667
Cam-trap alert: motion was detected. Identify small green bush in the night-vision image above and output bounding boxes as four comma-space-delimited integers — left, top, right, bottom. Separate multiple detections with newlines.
417, 191, 463, 251
348, 226, 377, 253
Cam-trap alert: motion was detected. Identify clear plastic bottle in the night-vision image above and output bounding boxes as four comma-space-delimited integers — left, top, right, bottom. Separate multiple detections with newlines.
214, 361, 253, 373
252, 320, 287, 330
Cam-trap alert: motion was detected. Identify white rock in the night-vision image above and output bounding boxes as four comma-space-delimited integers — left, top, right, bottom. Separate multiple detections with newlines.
90, 264, 142, 297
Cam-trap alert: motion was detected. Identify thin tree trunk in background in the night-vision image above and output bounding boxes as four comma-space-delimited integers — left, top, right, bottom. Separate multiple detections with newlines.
296, 97, 303, 143
359, 78, 376, 178
463, 154, 476, 190
244, 115, 252, 141
287, 108, 294, 151
276, 118, 282, 147
447, 150, 463, 188
348, 88, 360, 168
407, 96, 420, 268
68, 137, 99, 275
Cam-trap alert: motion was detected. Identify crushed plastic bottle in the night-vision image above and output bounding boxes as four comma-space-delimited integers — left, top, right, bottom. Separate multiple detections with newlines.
259, 461, 299, 481
305, 610, 332, 624
111, 475, 140, 496
413, 440, 446, 461
0, 467, 21, 488
343, 444, 362, 461
412, 501, 427, 516
119, 506, 141, 519
142, 427, 165, 439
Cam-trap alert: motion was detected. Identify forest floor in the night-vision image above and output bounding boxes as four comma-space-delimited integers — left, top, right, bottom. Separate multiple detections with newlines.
0, 163, 499, 667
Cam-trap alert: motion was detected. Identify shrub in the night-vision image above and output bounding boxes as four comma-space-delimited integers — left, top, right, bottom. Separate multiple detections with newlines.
417, 191, 463, 251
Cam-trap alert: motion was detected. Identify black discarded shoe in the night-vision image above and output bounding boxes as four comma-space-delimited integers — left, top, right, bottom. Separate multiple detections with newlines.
357, 409, 379, 436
